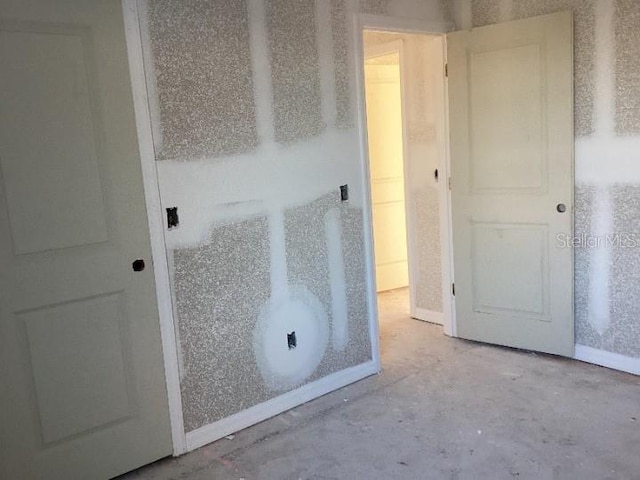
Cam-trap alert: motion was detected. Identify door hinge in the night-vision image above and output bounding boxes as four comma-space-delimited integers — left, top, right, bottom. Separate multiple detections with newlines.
452, 283, 455, 296
445, 63, 448, 77
448, 177, 452, 190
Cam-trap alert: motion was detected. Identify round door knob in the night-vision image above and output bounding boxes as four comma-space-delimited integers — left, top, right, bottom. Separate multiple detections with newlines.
132, 259, 145, 272
556, 203, 567, 213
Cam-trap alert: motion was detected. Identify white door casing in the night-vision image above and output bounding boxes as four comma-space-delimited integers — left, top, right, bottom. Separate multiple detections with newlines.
0, 1, 173, 478
447, 11, 574, 356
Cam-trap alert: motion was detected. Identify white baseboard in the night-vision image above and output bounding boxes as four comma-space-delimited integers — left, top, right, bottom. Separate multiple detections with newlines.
185, 360, 379, 452
574, 344, 640, 376
412, 308, 444, 326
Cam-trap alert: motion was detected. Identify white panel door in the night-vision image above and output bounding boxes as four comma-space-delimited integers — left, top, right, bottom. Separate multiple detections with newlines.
364, 57, 410, 293
0, 1, 172, 478
448, 12, 574, 356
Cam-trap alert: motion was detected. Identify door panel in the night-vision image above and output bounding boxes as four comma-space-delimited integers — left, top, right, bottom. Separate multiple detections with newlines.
472, 223, 548, 317
0, 1, 172, 479
21, 293, 132, 445
448, 11, 574, 356
470, 44, 544, 191
1, 26, 108, 254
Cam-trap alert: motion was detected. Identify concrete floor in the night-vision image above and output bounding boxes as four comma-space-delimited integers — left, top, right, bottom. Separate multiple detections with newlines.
122, 288, 640, 480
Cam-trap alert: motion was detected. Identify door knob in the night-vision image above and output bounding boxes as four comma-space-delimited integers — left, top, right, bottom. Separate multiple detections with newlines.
556, 203, 567, 213
132, 259, 145, 272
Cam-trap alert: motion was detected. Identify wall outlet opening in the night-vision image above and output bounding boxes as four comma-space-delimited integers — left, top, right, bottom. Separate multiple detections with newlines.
340, 184, 349, 202
287, 331, 297, 350
166, 207, 179, 229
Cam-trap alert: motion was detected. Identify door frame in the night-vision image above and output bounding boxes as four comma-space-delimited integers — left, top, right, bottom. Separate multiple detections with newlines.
364, 39, 421, 318
354, 13, 456, 337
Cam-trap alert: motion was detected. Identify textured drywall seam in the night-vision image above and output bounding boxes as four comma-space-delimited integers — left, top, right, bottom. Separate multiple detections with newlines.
143, 0, 365, 251
325, 208, 349, 350
316, 0, 338, 127
585, 0, 614, 336
331, 0, 353, 128
247, 0, 276, 145
576, 0, 640, 357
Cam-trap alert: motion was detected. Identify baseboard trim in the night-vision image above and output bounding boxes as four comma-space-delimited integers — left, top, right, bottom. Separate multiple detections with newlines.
574, 344, 640, 376
184, 361, 379, 452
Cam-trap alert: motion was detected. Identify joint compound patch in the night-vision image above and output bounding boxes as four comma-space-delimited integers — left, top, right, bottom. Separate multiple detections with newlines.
253, 285, 330, 391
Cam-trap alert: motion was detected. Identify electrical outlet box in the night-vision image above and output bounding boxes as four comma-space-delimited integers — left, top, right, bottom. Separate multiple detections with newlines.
340, 184, 349, 202
166, 207, 179, 229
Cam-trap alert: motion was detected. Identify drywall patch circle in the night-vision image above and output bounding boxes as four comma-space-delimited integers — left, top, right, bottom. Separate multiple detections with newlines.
254, 285, 329, 391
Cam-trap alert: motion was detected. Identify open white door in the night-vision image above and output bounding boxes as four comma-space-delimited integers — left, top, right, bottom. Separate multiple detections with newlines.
0, 1, 173, 478
447, 12, 574, 356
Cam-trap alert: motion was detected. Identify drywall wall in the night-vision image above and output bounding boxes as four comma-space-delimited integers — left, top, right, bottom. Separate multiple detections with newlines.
140, 0, 452, 434
464, 0, 640, 358
363, 31, 444, 314
142, 1, 259, 160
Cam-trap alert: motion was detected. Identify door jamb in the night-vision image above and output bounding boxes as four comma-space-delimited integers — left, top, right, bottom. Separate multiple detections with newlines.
122, 0, 187, 456
441, 35, 456, 337
354, 13, 457, 338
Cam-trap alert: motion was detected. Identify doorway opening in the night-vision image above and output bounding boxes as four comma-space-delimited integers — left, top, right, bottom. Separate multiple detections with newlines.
361, 28, 451, 354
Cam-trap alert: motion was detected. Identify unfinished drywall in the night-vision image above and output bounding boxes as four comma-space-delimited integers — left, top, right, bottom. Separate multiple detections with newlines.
174, 216, 271, 430
363, 31, 444, 314
174, 194, 370, 430
470, 0, 502, 27
331, 0, 354, 128
466, 0, 640, 359
386, 0, 452, 19
267, 0, 324, 143
141, 0, 259, 160
140, 0, 452, 435
284, 193, 371, 376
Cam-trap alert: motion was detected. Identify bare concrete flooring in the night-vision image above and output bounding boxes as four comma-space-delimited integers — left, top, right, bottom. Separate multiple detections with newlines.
122, 288, 640, 480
